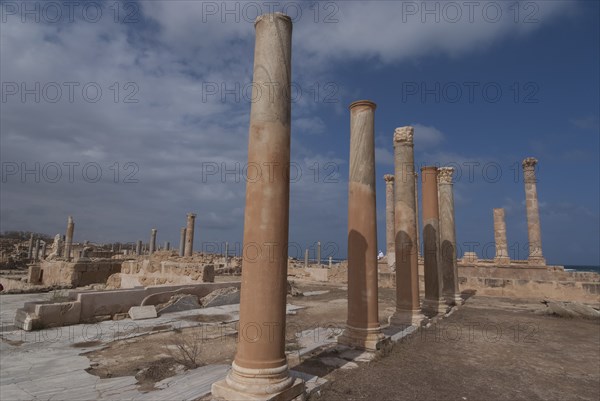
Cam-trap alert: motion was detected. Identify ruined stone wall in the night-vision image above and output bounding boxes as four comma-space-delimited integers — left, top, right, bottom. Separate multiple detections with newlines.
41, 259, 121, 287
378, 265, 599, 305
112, 258, 215, 288
457, 265, 599, 304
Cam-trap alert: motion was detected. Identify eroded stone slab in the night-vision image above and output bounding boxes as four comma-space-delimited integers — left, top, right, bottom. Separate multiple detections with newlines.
128, 305, 157, 320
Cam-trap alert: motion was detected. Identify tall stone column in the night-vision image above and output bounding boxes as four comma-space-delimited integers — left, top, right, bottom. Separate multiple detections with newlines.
27, 233, 34, 259
421, 167, 446, 316
164, 241, 170, 251
384, 174, 395, 269
316, 241, 321, 266
33, 239, 40, 261
522, 157, 546, 265
149, 229, 157, 254
438, 167, 462, 305
224, 242, 229, 268
414, 172, 421, 257
493, 208, 510, 265
64, 216, 74, 261
390, 127, 423, 327
184, 213, 196, 257
179, 228, 186, 257
40, 242, 47, 260
304, 249, 309, 267
212, 13, 304, 401
338, 100, 384, 351
136, 240, 142, 256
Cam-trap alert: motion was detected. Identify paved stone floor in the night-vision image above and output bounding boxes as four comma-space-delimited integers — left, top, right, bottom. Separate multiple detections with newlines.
0, 292, 304, 400
313, 296, 600, 401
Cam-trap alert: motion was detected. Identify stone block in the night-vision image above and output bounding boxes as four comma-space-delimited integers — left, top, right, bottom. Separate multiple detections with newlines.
128, 305, 157, 320
306, 268, 328, 282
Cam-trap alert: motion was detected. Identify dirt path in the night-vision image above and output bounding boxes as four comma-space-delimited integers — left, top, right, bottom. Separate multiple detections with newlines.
313, 296, 600, 401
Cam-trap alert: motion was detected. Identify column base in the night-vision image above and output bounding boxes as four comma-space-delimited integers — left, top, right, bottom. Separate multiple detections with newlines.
528, 257, 546, 266
211, 362, 305, 401
443, 293, 464, 306
421, 298, 449, 317
387, 253, 396, 271
494, 257, 511, 266
337, 324, 386, 351
389, 309, 426, 327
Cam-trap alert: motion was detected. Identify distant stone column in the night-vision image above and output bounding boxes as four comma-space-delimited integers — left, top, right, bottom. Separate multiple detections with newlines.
40, 242, 47, 260
338, 99, 384, 351
522, 157, 546, 265
414, 172, 421, 257
179, 228, 186, 257
329, 256, 332, 268
316, 241, 321, 266
184, 213, 196, 257
33, 239, 40, 261
384, 174, 396, 269
390, 127, 424, 327
438, 167, 462, 306
212, 13, 303, 401
136, 240, 142, 256
149, 229, 157, 254
224, 242, 229, 267
164, 241, 170, 251
27, 234, 34, 259
493, 208, 510, 265
304, 249, 309, 268
421, 167, 446, 316
64, 216, 74, 260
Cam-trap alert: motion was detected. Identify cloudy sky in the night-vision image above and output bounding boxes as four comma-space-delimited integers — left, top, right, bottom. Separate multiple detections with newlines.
1, 0, 598, 266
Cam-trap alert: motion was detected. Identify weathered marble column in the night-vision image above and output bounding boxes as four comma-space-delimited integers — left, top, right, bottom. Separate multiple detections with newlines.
493, 208, 510, 265
212, 13, 304, 401
136, 240, 142, 256
329, 256, 332, 268
164, 241, 170, 251
64, 216, 74, 260
304, 249, 309, 267
384, 174, 396, 269
522, 157, 546, 265
224, 242, 229, 267
149, 229, 157, 254
414, 172, 421, 257
316, 241, 321, 266
40, 242, 47, 260
389, 127, 424, 327
33, 239, 40, 261
338, 99, 384, 351
438, 167, 462, 305
179, 228, 186, 257
27, 234, 34, 259
184, 213, 196, 257
421, 167, 446, 316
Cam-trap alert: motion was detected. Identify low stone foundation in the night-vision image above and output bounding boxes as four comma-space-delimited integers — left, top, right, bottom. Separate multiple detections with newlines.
14, 281, 241, 330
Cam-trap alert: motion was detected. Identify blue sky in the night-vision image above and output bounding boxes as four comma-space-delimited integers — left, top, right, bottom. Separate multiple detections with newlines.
1, 1, 598, 266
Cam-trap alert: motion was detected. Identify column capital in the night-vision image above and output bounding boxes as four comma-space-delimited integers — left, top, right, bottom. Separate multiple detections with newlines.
522, 157, 538, 169
393, 126, 414, 145
437, 167, 455, 184
151, 228, 157, 233
254, 12, 292, 28
383, 174, 394, 183
187, 212, 196, 219
349, 99, 377, 110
